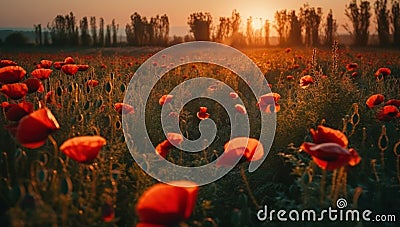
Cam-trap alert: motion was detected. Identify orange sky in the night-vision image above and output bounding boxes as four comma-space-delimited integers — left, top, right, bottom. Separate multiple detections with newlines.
0, 0, 358, 34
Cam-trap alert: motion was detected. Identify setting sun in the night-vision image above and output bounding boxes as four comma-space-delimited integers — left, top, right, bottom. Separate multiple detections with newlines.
251, 17, 264, 30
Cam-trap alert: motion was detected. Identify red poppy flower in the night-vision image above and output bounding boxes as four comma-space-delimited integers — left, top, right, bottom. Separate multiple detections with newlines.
346, 63, 358, 71
102, 202, 115, 222
351, 72, 359, 77
61, 64, 79, 75
114, 103, 135, 114
0, 101, 10, 109
366, 94, 385, 108
287, 75, 294, 80
374, 67, 391, 77
155, 132, 184, 158
377, 105, 399, 121
235, 104, 247, 115
0, 59, 18, 68
257, 93, 281, 113
31, 68, 53, 80
229, 92, 239, 99
53, 61, 65, 70
159, 94, 173, 106
310, 125, 348, 148
77, 64, 89, 71
5, 101, 34, 121
0, 66, 26, 84
16, 108, 60, 149
136, 181, 198, 226
197, 106, 210, 120
216, 137, 264, 167
60, 136, 106, 163
384, 99, 400, 108
1, 83, 28, 100
86, 79, 99, 87
64, 57, 75, 64
299, 75, 314, 88
300, 142, 361, 170
39, 60, 53, 69
23, 78, 44, 93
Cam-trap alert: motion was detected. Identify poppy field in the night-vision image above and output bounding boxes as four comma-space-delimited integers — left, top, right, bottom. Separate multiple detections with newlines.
0, 44, 400, 226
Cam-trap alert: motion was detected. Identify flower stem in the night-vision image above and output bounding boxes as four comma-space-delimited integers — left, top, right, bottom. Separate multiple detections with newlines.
240, 165, 260, 209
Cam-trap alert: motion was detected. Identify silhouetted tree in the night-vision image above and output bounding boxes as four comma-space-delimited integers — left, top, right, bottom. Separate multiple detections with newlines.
274, 10, 289, 46
188, 12, 212, 41
65, 12, 79, 46
48, 15, 67, 45
90, 16, 98, 46
99, 17, 105, 46
301, 5, 322, 46
246, 17, 254, 45
34, 24, 42, 45
344, 0, 371, 46
288, 10, 302, 46
4, 32, 28, 46
324, 9, 337, 46
392, 0, 400, 45
111, 19, 119, 46
80, 17, 91, 46
105, 24, 111, 47
374, 0, 390, 45
264, 20, 270, 46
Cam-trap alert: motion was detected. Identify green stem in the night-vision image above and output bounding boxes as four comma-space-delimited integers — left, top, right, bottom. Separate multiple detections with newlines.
240, 165, 261, 209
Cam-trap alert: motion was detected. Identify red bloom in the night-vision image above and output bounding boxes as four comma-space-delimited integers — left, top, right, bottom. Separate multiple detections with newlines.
16, 108, 60, 149
0, 66, 26, 84
366, 94, 385, 108
375, 67, 391, 77
257, 93, 281, 113
346, 63, 358, 71
300, 142, 361, 170
102, 202, 115, 222
196, 106, 210, 120
77, 64, 89, 71
285, 48, 292, 53
310, 125, 348, 148
377, 105, 399, 121
31, 68, 53, 80
53, 61, 65, 70
114, 103, 134, 114
287, 75, 294, 80
351, 72, 359, 77
299, 75, 314, 88
60, 136, 106, 163
39, 60, 53, 69
0, 59, 18, 68
5, 101, 34, 121
300, 125, 360, 170
229, 92, 239, 99
159, 94, 173, 106
155, 132, 184, 158
64, 57, 75, 64
216, 137, 264, 167
23, 78, 44, 93
384, 99, 400, 108
1, 83, 28, 100
235, 104, 247, 115
136, 181, 198, 226
61, 64, 79, 75
86, 79, 99, 87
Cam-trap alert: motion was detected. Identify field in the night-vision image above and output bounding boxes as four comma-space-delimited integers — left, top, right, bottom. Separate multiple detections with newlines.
0, 44, 399, 226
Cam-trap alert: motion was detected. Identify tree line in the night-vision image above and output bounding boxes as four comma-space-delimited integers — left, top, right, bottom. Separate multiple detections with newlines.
3, 0, 400, 47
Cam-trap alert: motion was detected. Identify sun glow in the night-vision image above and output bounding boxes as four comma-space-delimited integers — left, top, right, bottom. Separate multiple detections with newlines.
251, 17, 264, 31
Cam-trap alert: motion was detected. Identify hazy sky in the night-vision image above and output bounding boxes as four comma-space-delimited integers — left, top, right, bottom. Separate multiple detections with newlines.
0, 0, 356, 34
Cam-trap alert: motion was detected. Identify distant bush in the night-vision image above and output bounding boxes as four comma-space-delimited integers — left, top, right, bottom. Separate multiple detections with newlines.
4, 32, 29, 46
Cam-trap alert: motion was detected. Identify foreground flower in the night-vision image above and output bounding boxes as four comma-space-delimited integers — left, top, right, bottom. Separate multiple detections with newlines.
23, 78, 44, 93
64, 57, 75, 64
0, 66, 26, 84
257, 93, 281, 113
39, 60, 53, 69
61, 64, 79, 75
366, 94, 385, 108
346, 63, 358, 71
16, 108, 60, 149
86, 79, 99, 87
31, 68, 53, 80
5, 101, 34, 121
1, 83, 28, 100
155, 132, 184, 158
235, 104, 247, 115
384, 99, 400, 108
377, 105, 399, 121
114, 103, 135, 114
159, 94, 173, 106
301, 125, 361, 170
196, 106, 210, 120
77, 64, 89, 71
0, 59, 18, 68
299, 75, 314, 89
216, 137, 264, 167
60, 136, 106, 163
136, 181, 198, 226
374, 67, 391, 77
53, 61, 65, 70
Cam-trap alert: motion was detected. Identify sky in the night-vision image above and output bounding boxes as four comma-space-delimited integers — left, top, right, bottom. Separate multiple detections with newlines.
0, 0, 357, 35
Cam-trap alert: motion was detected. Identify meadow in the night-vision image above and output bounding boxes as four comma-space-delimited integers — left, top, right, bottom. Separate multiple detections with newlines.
0, 44, 399, 226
